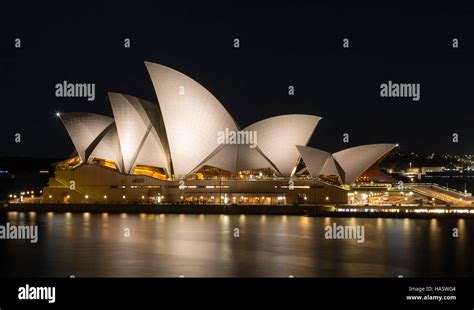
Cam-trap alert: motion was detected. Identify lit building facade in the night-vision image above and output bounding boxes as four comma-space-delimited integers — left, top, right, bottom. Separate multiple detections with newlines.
43, 62, 396, 205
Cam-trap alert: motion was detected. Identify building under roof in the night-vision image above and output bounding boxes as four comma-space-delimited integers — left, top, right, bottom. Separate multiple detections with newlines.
43, 62, 396, 205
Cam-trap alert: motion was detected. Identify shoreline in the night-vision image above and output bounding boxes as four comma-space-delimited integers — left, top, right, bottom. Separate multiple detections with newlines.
2, 203, 474, 219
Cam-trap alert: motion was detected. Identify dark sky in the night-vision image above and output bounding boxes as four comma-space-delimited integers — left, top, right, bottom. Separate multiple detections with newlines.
2, 0, 474, 159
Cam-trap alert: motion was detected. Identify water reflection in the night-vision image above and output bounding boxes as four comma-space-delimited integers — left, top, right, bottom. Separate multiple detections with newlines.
0, 213, 472, 277
403, 218, 410, 233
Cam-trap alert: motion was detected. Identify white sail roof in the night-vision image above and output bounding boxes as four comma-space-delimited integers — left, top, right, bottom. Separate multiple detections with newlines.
59, 63, 394, 184
295, 146, 331, 177
88, 124, 123, 172
332, 144, 396, 184
133, 127, 170, 175
244, 115, 321, 176
296, 144, 395, 184
60, 112, 114, 163
145, 62, 239, 178
108, 92, 170, 175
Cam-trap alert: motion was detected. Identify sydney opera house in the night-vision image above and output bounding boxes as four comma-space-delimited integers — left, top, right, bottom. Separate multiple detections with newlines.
42, 62, 396, 205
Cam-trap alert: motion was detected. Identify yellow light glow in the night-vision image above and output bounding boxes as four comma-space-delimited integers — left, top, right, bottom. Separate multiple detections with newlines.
132, 165, 167, 180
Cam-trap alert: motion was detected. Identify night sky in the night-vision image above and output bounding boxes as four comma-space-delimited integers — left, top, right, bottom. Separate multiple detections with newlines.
2, 0, 474, 159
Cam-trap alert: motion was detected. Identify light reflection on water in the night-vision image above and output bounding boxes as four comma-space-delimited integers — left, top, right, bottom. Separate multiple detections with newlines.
0, 212, 473, 277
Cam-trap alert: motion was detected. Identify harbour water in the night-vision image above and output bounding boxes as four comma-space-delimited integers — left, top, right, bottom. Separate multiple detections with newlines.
0, 212, 472, 277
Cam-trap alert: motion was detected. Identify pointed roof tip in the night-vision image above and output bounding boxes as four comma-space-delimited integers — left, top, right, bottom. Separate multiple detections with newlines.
107, 91, 120, 97
144, 61, 159, 70
245, 114, 322, 128
107, 92, 157, 106
144, 61, 167, 68
107, 92, 135, 101
295, 144, 327, 152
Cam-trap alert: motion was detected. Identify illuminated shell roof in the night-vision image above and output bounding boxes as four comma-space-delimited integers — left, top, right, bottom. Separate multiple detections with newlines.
108, 93, 170, 175
243, 115, 321, 176
58, 62, 391, 181
60, 112, 114, 163
332, 144, 396, 184
145, 62, 239, 178
297, 144, 396, 184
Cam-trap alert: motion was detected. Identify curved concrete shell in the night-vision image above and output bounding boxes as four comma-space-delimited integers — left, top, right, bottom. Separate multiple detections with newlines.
296, 146, 331, 177
199, 144, 238, 174
244, 115, 321, 176
60, 113, 114, 163
201, 144, 277, 174
296, 146, 344, 182
57, 63, 393, 187
320, 156, 345, 183
108, 93, 170, 175
89, 124, 123, 172
236, 145, 276, 173
145, 62, 239, 178
133, 127, 170, 176
332, 144, 396, 184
